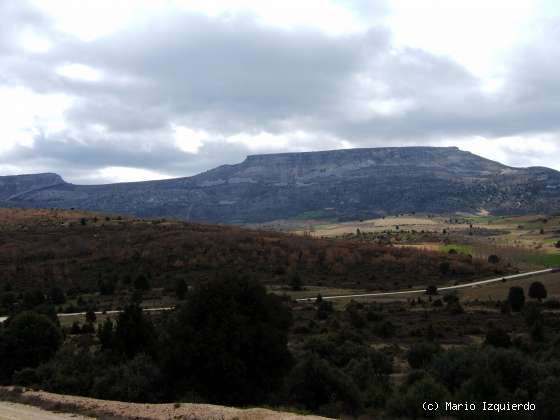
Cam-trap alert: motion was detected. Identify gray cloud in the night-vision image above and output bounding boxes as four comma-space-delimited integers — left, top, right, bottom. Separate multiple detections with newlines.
1, 0, 560, 183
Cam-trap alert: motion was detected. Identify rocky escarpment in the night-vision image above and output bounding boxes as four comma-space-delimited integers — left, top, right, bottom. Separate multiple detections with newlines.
1, 147, 560, 223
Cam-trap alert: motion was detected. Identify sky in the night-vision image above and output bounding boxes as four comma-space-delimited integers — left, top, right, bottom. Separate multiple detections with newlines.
1, 0, 560, 184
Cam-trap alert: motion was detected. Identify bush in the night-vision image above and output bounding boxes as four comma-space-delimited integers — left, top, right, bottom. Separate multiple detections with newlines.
407, 342, 441, 369
387, 375, 449, 419
523, 302, 542, 327
113, 303, 157, 359
426, 285, 438, 295
508, 286, 525, 312
485, 325, 511, 348
316, 300, 334, 320
174, 278, 188, 300
134, 274, 151, 291
0, 311, 62, 382
161, 275, 293, 405
528, 281, 547, 301
91, 354, 163, 402
285, 353, 362, 415
488, 254, 501, 264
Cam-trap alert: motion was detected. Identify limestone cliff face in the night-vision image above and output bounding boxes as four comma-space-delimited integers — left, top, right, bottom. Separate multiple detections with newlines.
1, 147, 559, 223
0, 173, 65, 201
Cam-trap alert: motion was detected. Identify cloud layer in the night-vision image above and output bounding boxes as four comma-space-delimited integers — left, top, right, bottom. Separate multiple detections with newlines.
1, 0, 559, 183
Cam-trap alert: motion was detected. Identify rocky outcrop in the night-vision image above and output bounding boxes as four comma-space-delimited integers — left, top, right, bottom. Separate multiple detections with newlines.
1, 147, 559, 223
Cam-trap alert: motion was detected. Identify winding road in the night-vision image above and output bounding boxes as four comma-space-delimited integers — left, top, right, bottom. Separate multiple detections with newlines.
0, 268, 556, 323
295, 268, 555, 302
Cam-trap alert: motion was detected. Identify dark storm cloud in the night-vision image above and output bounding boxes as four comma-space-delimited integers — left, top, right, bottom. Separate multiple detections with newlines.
2, 0, 560, 182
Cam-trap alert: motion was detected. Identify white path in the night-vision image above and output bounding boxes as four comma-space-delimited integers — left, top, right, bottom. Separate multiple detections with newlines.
296, 268, 555, 302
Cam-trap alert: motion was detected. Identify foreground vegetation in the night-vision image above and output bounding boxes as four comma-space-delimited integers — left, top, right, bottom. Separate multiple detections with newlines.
1, 209, 560, 419
2, 274, 560, 419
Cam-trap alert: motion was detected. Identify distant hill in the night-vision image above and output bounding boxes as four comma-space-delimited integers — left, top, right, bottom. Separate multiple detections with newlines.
1, 147, 560, 223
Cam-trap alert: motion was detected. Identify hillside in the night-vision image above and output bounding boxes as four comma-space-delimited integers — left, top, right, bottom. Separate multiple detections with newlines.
1, 147, 560, 223
0, 208, 507, 314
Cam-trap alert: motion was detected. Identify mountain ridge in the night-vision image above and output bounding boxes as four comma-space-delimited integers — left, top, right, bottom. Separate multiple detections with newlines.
1, 146, 560, 223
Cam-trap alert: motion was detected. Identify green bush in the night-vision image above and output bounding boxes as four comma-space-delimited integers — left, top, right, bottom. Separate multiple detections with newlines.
407, 342, 441, 369
387, 375, 449, 419
285, 353, 362, 416
161, 275, 293, 405
0, 311, 62, 382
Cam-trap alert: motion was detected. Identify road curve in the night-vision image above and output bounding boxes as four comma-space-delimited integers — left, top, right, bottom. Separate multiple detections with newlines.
0, 269, 556, 323
296, 268, 555, 302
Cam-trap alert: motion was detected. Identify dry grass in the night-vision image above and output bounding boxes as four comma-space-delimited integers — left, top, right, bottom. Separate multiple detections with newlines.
459, 271, 560, 301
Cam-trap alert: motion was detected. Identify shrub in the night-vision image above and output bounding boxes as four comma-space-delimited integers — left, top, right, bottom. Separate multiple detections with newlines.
285, 353, 362, 415
114, 304, 157, 359
485, 325, 511, 348
290, 273, 303, 291
426, 285, 438, 295
488, 254, 501, 264
134, 274, 150, 291
387, 375, 449, 419
528, 281, 547, 301
91, 354, 163, 402
407, 342, 442, 369
508, 286, 525, 312
0, 311, 62, 382
174, 278, 188, 300
161, 275, 293, 405
316, 300, 334, 320
523, 302, 542, 327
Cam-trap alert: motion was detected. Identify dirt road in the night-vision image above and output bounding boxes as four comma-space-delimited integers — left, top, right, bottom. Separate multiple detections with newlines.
296, 268, 555, 301
0, 401, 92, 420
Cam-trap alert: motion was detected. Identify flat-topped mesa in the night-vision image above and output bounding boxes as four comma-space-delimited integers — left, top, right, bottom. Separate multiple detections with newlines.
241, 146, 508, 175
0, 147, 559, 223
0, 173, 66, 200
244, 146, 462, 163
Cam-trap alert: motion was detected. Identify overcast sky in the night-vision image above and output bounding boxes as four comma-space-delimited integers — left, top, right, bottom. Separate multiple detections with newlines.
1, 0, 559, 184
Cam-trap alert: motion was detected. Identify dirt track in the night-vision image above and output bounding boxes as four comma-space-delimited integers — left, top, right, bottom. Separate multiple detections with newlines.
0, 401, 92, 419
0, 387, 329, 420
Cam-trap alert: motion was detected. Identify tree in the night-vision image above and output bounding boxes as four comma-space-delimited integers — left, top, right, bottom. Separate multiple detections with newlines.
0, 312, 62, 382
528, 281, 547, 301
555, 240, 560, 249
407, 342, 441, 369
98, 318, 115, 351
488, 254, 501, 264
508, 286, 525, 312
114, 304, 157, 359
439, 262, 450, 275
290, 273, 303, 291
48, 287, 66, 305
285, 353, 362, 416
174, 278, 188, 300
161, 275, 293, 405
523, 302, 543, 327
91, 354, 163, 403
426, 285, 438, 296
22, 289, 45, 310
134, 274, 150, 291
85, 309, 97, 324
